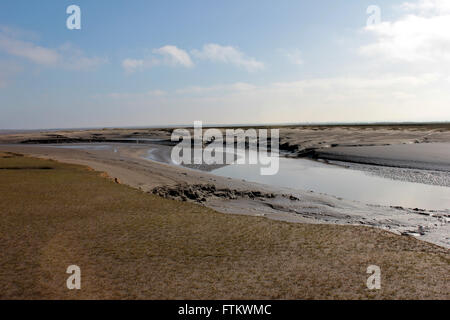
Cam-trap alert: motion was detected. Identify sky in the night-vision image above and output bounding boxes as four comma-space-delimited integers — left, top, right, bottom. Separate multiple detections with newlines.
0, 0, 450, 129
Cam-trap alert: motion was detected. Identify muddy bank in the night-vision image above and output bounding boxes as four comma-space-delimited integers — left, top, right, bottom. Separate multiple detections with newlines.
2, 123, 450, 150
2, 124, 450, 175
326, 160, 450, 187
315, 143, 450, 172
0, 143, 449, 249
151, 183, 303, 203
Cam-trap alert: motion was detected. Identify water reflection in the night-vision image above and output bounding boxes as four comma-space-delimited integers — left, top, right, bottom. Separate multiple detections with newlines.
212, 157, 450, 210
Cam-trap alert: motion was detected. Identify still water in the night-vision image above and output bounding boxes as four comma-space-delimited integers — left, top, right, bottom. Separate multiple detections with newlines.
211, 157, 450, 210
52, 144, 450, 210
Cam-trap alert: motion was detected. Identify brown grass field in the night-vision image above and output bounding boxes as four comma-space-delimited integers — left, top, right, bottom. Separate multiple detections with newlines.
0, 151, 448, 299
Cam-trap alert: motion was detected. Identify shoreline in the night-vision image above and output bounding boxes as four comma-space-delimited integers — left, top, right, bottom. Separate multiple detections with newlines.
314, 143, 450, 172
1, 143, 449, 249
1, 150, 448, 299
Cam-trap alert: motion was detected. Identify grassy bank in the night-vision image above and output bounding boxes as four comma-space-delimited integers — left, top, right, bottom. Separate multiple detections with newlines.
0, 151, 448, 299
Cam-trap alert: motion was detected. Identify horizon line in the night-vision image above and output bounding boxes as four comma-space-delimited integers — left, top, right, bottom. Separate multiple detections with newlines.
1, 120, 450, 132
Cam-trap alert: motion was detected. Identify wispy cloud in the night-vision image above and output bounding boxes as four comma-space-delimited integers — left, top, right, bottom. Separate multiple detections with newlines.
122, 43, 263, 73
400, 0, 450, 15
0, 27, 107, 70
122, 58, 145, 73
191, 43, 264, 72
0, 33, 60, 65
122, 45, 193, 73
58, 43, 108, 70
100, 72, 447, 124
105, 89, 167, 99
279, 48, 304, 66
153, 45, 194, 68
175, 82, 257, 95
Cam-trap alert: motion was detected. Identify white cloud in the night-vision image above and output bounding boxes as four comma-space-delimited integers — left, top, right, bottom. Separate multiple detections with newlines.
171, 74, 438, 102
100, 72, 449, 124
0, 25, 40, 42
401, 0, 450, 15
58, 43, 108, 70
122, 45, 193, 72
0, 28, 106, 70
176, 82, 257, 95
360, 0, 450, 64
0, 33, 60, 65
122, 58, 144, 73
153, 45, 194, 68
280, 49, 304, 65
122, 43, 264, 72
105, 89, 167, 99
192, 43, 264, 72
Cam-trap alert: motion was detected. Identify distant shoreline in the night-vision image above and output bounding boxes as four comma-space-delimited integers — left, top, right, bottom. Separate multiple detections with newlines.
2, 121, 450, 133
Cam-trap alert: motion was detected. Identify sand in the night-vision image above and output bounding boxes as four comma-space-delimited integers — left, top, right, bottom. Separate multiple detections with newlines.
0, 124, 449, 248
2, 123, 450, 149
316, 143, 450, 171
1, 152, 448, 299
1, 141, 449, 249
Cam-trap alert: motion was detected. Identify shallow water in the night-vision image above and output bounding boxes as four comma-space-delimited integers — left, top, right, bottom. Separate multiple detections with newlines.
51, 144, 113, 150
52, 143, 450, 210
211, 157, 450, 210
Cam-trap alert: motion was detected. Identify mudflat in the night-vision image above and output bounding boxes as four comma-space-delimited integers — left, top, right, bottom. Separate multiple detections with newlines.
0, 124, 449, 299
0, 152, 448, 299
2, 119, 450, 249
2, 124, 450, 151
316, 143, 450, 171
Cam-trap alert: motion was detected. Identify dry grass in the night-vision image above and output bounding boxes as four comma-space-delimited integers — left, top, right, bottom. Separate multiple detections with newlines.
0, 152, 448, 299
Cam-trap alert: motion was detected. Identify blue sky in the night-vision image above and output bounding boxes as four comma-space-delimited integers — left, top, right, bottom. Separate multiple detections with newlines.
1, 0, 449, 129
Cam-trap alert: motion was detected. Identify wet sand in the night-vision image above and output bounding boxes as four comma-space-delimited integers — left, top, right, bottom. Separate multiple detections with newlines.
0, 123, 449, 248
2, 151, 448, 299
2, 123, 450, 151
316, 143, 450, 172
1, 142, 449, 249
